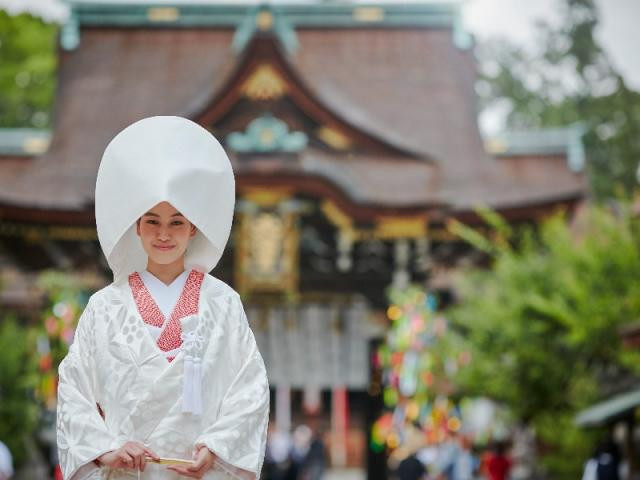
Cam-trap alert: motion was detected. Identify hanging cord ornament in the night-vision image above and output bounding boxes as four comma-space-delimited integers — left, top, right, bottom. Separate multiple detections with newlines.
181, 327, 204, 415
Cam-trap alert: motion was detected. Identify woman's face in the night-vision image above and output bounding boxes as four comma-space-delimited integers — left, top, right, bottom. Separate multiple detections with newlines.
136, 201, 196, 266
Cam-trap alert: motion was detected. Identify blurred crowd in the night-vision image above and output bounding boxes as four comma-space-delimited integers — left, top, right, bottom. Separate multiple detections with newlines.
387, 429, 631, 480
264, 424, 327, 480
580, 436, 625, 480
388, 431, 511, 480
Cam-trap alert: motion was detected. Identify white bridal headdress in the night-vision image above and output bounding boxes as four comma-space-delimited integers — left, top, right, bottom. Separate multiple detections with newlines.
95, 116, 235, 282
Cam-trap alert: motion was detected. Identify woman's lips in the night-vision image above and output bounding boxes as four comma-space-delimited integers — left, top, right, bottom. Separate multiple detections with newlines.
153, 245, 175, 251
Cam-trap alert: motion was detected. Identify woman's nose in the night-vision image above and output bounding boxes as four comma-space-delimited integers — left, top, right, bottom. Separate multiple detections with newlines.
157, 226, 171, 240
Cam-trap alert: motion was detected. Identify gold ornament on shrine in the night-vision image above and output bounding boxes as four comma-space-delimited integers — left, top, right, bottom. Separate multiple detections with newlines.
235, 190, 299, 297
242, 64, 288, 101
317, 126, 352, 151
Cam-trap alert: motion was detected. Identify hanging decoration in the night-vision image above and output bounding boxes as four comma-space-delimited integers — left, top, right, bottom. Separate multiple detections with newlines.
370, 284, 472, 453
33, 272, 92, 410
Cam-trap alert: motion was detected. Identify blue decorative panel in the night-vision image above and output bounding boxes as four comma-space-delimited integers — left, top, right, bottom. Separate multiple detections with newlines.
227, 115, 308, 153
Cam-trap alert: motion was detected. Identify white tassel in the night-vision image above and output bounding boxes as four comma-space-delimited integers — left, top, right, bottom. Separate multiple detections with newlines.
192, 357, 202, 416
182, 354, 194, 413
181, 326, 204, 415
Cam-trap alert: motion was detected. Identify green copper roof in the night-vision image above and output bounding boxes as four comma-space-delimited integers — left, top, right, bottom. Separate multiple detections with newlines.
232, 4, 299, 53
486, 123, 587, 172
61, 1, 472, 50
575, 386, 640, 427
67, 1, 461, 27
0, 129, 51, 156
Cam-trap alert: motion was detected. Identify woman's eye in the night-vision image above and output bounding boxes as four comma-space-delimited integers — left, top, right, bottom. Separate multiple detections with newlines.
146, 220, 158, 225
172, 221, 184, 226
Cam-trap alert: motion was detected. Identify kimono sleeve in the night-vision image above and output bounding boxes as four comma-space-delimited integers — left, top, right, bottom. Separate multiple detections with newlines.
57, 297, 118, 480
196, 294, 270, 480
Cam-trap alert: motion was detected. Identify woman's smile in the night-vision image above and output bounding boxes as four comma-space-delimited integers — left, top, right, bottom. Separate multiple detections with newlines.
153, 244, 175, 251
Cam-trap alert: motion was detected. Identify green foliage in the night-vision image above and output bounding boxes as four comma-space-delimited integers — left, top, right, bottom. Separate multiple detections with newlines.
535, 411, 601, 478
0, 10, 58, 128
448, 204, 640, 478
0, 271, 92, 469
477, 0, 640, 199
0, 318, 38, 466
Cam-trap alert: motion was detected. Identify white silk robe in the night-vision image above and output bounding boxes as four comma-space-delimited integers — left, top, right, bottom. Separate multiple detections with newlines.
57, 274, 270, 480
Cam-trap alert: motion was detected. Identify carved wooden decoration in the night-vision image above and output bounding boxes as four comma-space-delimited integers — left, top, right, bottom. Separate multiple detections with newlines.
235, 193, 299, 296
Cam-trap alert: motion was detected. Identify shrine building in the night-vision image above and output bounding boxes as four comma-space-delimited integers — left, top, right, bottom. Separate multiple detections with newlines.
0, 2, 587, 476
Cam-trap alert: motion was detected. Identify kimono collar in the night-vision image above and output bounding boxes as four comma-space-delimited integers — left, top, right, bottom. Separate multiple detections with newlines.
138, 269, 190, 320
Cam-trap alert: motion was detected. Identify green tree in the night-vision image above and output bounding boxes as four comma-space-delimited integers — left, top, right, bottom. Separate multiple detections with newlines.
447, 205, 640, 478
477, 0, 640, 199
0, 318, 38, 467
0, 10, 57, 128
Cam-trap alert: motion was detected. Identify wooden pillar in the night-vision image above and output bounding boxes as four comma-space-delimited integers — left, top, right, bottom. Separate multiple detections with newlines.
276, 385, 291, 432
331, 386, 349, 467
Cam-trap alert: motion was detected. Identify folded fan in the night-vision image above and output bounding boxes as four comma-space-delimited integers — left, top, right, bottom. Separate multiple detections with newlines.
146, 456, 194, 466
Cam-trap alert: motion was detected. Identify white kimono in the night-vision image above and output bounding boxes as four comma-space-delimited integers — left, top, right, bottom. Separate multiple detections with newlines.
57, 272, 270, 480
58, 116, 263, 480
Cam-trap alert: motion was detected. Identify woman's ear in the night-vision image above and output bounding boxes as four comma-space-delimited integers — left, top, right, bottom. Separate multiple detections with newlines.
190, 224, 197, 237
135, 218, 141, 236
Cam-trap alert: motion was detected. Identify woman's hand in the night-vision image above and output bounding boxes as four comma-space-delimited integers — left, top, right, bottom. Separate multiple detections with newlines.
166, 446, 215, 478
97, 441, 160, 471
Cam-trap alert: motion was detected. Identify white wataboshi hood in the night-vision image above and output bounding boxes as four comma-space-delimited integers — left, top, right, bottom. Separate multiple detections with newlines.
95, 116, 235, 283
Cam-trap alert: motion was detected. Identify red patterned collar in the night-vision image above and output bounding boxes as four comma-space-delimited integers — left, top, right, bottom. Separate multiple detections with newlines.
128, 269, 205, 360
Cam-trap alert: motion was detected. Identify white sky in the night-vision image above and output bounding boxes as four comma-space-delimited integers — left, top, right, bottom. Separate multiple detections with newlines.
463, 0, 640, 91
2, 0, 639, 132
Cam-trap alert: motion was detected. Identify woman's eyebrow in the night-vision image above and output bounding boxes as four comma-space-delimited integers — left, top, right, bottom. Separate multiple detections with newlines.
142, 212, 184, 217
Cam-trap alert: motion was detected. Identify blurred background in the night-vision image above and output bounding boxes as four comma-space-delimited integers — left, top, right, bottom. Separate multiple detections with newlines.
1, 0, 640, 479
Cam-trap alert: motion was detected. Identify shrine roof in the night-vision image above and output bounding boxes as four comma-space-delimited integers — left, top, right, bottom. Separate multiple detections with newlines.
0, 2, 587, 220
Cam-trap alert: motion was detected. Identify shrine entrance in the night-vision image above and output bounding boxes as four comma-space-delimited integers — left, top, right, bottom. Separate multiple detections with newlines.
247, 298, 382, 469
